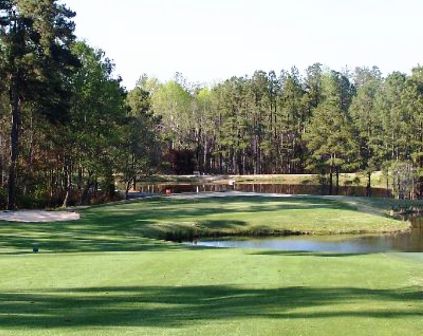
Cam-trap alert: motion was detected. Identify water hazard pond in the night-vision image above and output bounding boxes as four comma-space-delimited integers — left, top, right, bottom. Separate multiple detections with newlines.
185, 217, 423, 253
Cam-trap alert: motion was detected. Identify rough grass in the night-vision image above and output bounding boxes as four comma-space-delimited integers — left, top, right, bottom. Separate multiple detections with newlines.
0, 195, 421, 336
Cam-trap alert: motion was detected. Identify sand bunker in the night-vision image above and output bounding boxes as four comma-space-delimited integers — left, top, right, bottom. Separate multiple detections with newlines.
0, 210, 80, 223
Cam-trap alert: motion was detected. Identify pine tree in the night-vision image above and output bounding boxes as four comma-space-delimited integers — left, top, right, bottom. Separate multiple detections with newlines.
304, 72, 359, 194
402, 66, 423, 197
0, 0, 78, 209
349, 67, 382, 196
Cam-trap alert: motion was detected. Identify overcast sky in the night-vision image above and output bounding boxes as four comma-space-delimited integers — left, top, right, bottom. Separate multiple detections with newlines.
65, 0, 423, 89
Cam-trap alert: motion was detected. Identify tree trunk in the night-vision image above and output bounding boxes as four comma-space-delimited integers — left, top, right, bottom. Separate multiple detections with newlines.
8, 75, 21, 210
335, 169, 339, 195
366, 172, 372, 197
219, 151, 223, 174
49, 168, 55, 205
0, 134, 3, 187
77, 167, 83, 191
28, 112, 34, 173
328, 155, 334, 196
125, 180, 131, 200
62, 157, 72, 208
80, 171, 93, 205
419, 141, 423, 199
237, 149, 243, 175
104, 171, 115, 200
133, 176, 137, 191
203, 140, 209, 173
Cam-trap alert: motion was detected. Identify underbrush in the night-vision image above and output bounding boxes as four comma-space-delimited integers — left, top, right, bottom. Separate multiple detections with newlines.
1, 190, 124, 210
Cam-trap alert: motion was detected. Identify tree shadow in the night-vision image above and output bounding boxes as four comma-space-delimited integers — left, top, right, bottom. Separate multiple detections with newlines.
0, 285, 421, 329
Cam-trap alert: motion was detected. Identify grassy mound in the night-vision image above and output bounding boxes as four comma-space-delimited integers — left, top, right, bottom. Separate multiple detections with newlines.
0, 196, 409, 254
82, 195, 409, 241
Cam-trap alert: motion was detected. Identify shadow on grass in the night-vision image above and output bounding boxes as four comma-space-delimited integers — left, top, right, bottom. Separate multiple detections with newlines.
0, 285, 421, 329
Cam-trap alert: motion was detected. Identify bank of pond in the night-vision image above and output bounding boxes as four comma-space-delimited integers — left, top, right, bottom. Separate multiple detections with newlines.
121, 194, 420, 253
185, 216, 423, 253
136, 183, 392, 197
1, 194, 422, 255
0, 193, 421, 336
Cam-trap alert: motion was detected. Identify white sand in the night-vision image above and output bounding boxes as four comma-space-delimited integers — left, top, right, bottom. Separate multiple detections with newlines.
0, 210, 80, 223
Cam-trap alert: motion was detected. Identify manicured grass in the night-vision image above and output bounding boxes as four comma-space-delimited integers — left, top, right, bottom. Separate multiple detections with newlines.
0, 249, 422, 335
0, 196, 409, 254
0, 195, 421, 335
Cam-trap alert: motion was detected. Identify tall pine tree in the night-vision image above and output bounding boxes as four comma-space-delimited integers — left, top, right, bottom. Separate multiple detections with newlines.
0, 0, 78, 209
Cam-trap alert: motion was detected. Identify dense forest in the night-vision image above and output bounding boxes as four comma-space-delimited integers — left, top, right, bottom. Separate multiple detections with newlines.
1, 1, 423, 210
140, 65, 423, 198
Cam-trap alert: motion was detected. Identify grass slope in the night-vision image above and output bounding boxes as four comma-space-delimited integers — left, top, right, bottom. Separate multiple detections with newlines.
0, 195, 421, 336
0, 196, 409, 254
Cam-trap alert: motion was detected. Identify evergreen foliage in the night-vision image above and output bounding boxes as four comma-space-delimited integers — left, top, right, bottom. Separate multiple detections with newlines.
1, 3, 423, 207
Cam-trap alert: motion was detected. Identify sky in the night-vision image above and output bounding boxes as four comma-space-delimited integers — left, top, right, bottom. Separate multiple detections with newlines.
65, 0, 423, 89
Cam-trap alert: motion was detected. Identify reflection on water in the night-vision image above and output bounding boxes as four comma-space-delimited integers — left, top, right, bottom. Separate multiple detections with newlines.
187, 217, 423, 253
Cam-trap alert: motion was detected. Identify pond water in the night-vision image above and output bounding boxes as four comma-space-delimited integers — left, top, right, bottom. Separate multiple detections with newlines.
139, 183, 392, 198
186, 217, 423, 253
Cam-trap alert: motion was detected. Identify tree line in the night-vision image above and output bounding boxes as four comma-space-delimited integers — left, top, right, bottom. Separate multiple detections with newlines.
1, 1, 422, 210
0, 0, 160, 209
143, 65, 423, 198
